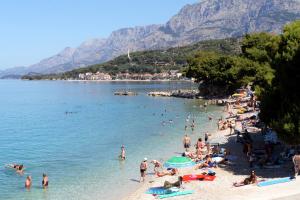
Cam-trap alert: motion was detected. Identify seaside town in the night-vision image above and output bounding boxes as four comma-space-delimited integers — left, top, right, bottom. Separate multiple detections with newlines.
77, 70, 183, 81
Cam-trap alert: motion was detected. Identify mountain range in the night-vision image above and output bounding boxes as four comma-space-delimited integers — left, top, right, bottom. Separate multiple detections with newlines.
1, 0, 300, 78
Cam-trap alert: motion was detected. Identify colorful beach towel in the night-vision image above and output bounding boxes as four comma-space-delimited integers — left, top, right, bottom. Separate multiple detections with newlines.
182, 174, 216, 182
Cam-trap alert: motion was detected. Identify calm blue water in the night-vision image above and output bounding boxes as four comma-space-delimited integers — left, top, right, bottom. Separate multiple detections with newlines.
0, 80, 222, 200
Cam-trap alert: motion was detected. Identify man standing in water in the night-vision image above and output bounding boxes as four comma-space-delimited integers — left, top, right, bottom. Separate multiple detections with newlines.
25, 176, 32, 189
140, 158, 148, 182
42, 173, 49, 188
191, 119, 195, 133
120, 145, 126, 160
183, 134, 191, 151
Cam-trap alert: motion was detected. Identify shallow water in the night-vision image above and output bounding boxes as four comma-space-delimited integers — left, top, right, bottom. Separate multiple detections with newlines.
0, 80, 222, 200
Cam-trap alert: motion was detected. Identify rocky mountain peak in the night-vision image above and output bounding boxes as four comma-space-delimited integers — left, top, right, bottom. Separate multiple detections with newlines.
1, 0, 300, 77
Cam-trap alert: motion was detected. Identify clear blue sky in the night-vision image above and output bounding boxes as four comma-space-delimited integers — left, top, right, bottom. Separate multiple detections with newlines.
0, 0, 197, 69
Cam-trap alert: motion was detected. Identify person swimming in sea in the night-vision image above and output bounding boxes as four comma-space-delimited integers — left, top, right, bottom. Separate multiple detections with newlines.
120, 145, 126, 160
6, 164, 24, 174
42, 173, 49, 188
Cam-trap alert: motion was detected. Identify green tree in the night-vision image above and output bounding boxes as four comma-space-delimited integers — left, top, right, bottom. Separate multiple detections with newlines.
260, 20, 300, 144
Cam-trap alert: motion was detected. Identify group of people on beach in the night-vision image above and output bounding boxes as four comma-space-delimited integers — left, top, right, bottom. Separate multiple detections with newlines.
6, 164, 49, 189
126, 89, 300, 192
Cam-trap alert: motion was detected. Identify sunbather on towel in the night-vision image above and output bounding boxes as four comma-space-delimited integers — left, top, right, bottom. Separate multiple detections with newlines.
233, 170, 258, 187
195, 155, 217, 169
163, 176, 183, 189
156, 168, 178, 177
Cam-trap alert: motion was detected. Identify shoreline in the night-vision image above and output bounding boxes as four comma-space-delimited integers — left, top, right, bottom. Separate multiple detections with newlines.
123, 101, 299, 200
19, 79, 193, 82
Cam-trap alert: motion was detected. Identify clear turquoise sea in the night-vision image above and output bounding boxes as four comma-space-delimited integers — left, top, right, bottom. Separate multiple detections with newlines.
0, 80, 222, 200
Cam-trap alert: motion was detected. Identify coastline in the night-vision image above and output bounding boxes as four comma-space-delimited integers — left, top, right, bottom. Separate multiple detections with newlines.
123, 102, 299, 200
19, 79, 193, 82
65, 79, 193, 82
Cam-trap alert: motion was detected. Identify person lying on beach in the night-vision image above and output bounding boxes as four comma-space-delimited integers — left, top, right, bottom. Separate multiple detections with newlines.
195, 155, 217, 169
163, 176, 183, 189
25, 176, 32, 189
233, 170, 258, 187
151, 160, 162, 173
183, 151, 197, 159
156, 168, 178, 177
42, 173, 49, 188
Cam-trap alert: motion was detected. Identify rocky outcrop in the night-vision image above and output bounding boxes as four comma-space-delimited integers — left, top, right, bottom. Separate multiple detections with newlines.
2, 0, 300, 77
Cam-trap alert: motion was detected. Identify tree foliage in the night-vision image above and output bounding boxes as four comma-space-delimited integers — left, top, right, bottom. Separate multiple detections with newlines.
260, 20, 300, 144
186, 20, 300, 144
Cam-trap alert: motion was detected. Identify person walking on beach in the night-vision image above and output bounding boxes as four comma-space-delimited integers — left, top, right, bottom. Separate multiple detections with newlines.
140, 158, 148, 182
205, 132, 209, 143
42, 173, 49, 188
120, 145, 126, 160
293, 153, 300, 178
25, 176, 32, 189
183, 134, 191, 151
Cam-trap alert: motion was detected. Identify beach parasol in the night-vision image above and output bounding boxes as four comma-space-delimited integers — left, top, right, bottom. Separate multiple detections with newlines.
164, 156, 195, 168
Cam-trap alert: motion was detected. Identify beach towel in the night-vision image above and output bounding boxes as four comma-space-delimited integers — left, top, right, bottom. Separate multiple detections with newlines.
158, 190, 194, 199
212, 157, 223, 163
183, 174, 216, 182
257, 177, 293, 187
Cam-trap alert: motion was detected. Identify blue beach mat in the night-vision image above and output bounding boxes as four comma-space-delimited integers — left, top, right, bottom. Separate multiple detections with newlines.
158, 190, 194, 199
146, 187, 178, 195
257, 177, 293, 187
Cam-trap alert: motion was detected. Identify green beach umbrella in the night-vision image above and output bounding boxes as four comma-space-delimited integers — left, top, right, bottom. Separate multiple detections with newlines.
164, 156, 195, 168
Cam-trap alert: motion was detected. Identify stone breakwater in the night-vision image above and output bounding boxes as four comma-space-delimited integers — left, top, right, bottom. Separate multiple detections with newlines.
148, 90, 228, 105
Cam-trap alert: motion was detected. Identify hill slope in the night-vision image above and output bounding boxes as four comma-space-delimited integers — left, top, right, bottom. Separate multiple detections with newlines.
22, 38, 241, 79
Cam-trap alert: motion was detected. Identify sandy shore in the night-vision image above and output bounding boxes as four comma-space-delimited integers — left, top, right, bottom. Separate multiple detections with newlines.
124, 107, 299, 200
